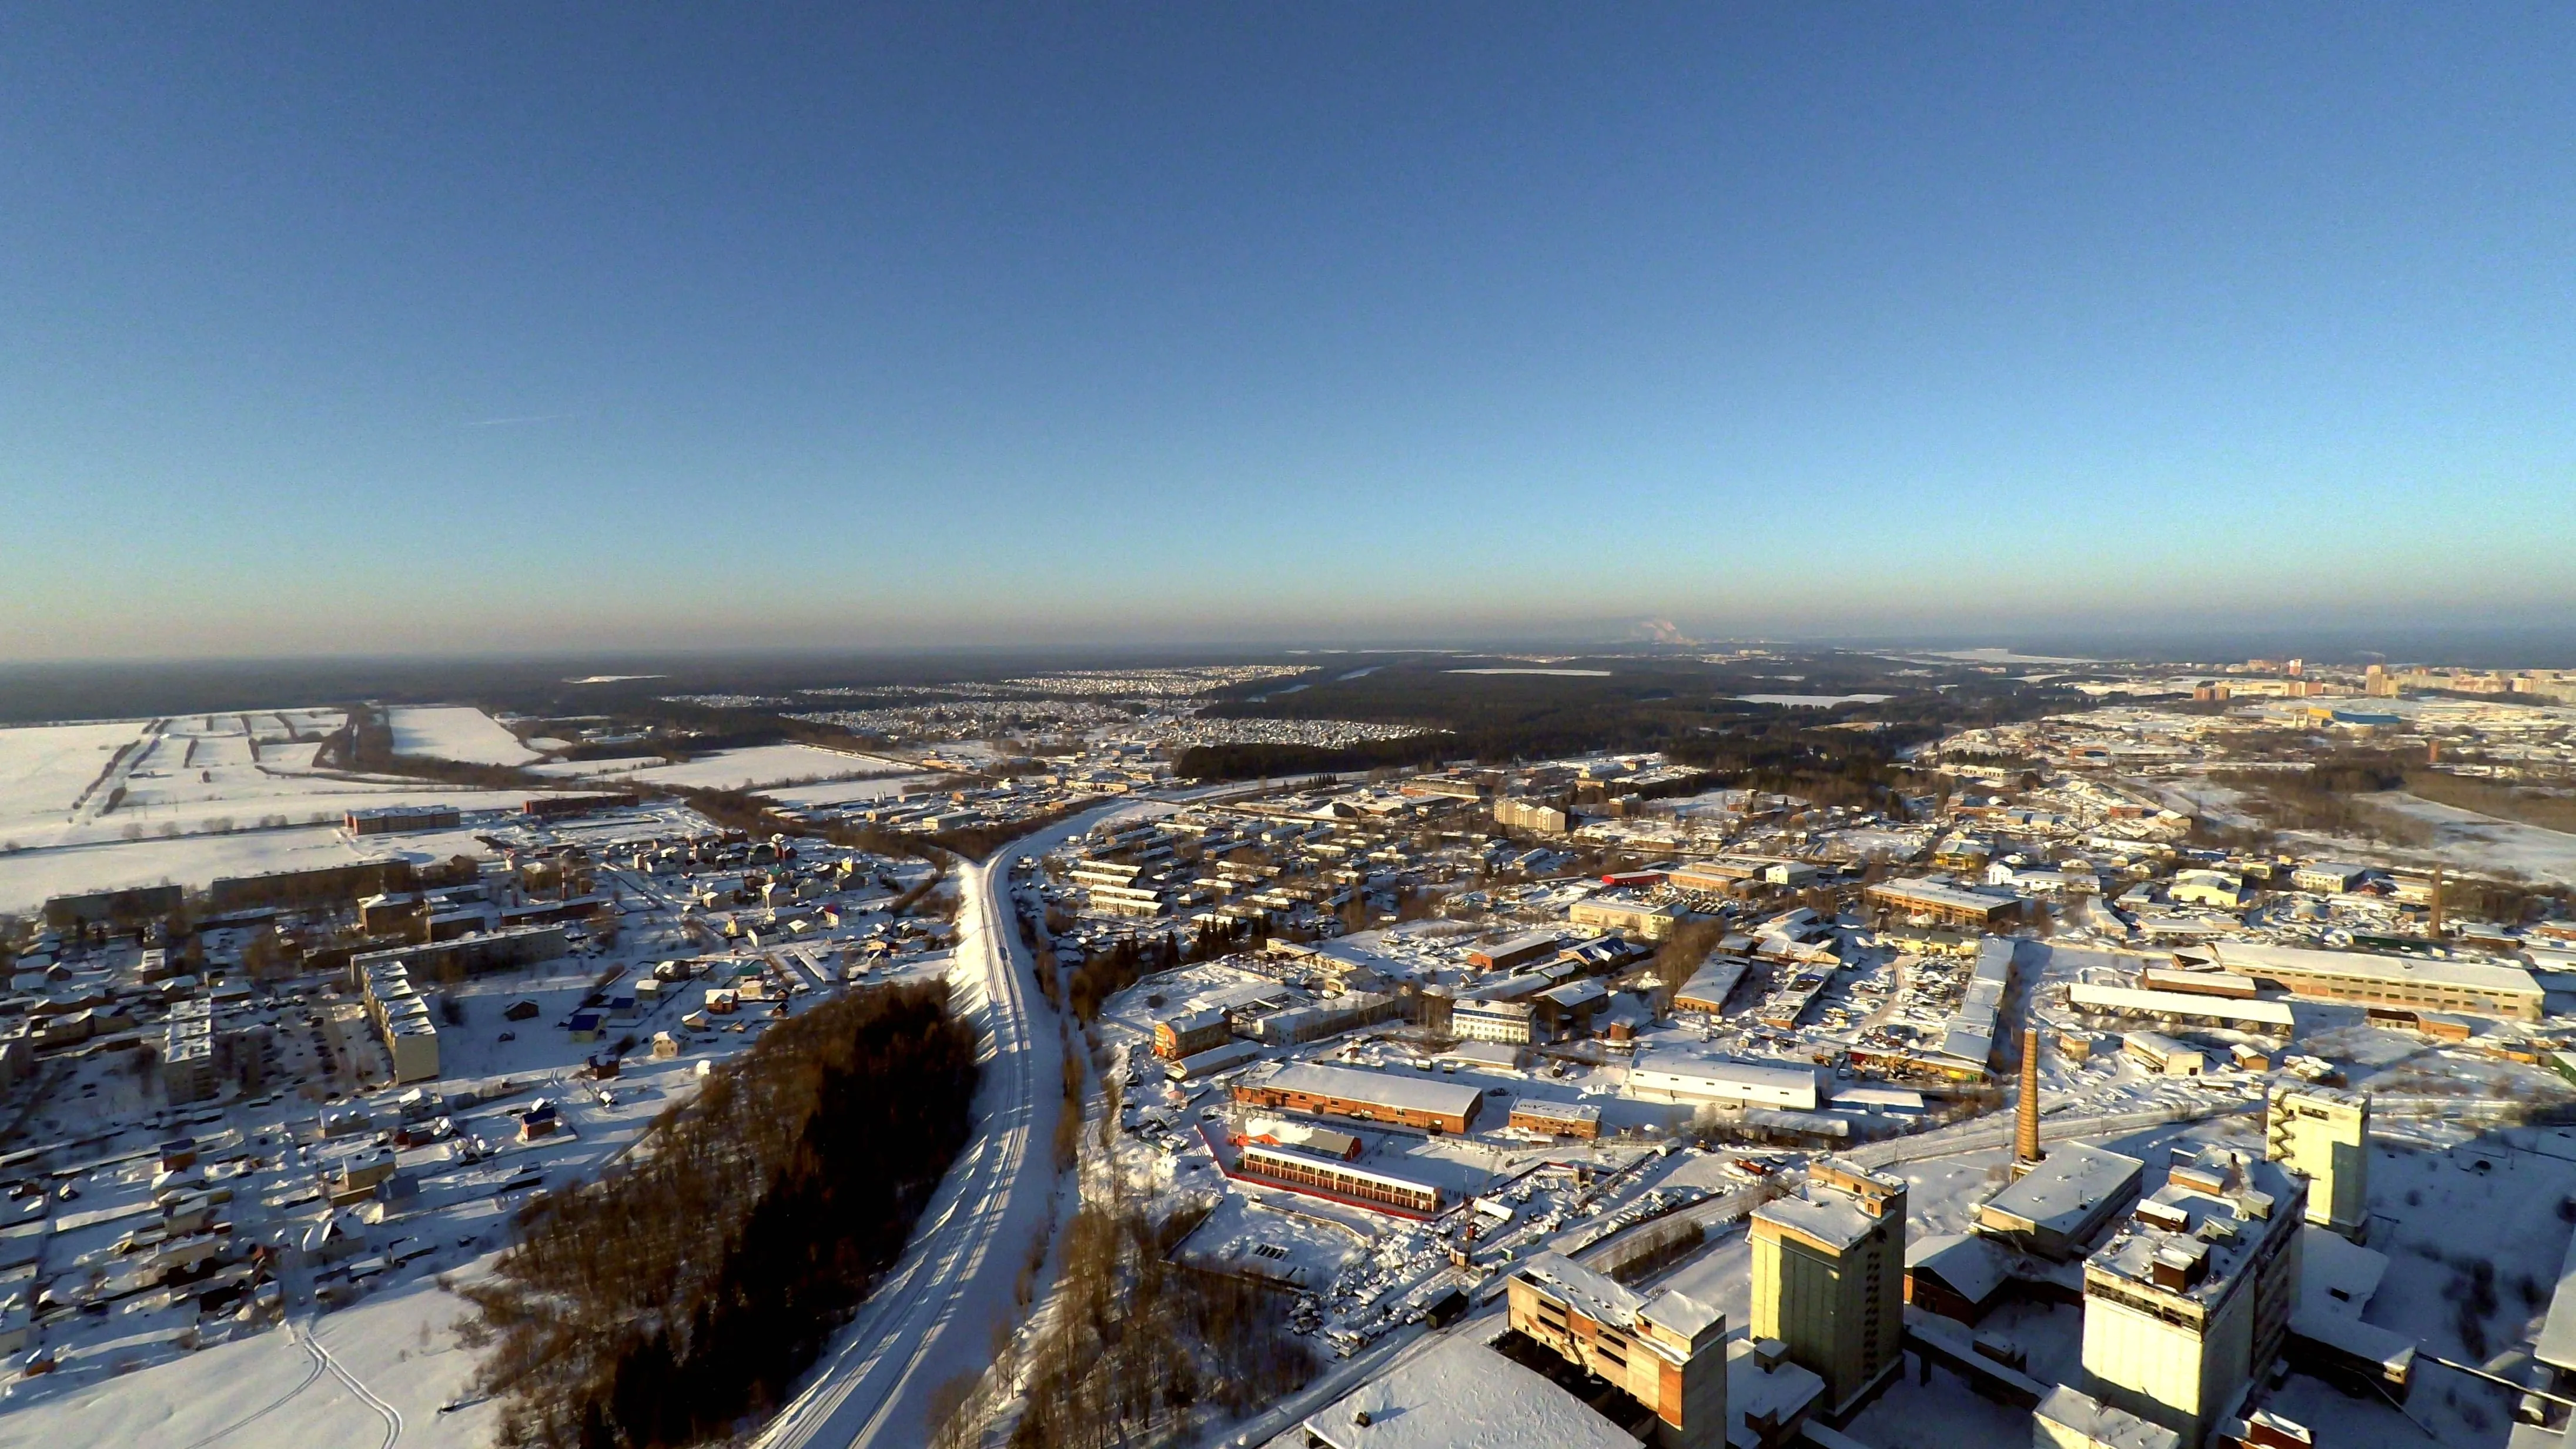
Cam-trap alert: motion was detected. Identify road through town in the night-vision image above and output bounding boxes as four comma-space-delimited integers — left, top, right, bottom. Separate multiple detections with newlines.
751, 801, 1150, 1449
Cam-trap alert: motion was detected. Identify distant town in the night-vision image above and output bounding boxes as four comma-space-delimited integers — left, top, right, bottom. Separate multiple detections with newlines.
0, 647, 2574, 1449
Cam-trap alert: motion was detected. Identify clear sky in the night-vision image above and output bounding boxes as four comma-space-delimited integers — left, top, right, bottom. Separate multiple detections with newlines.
3, 5, 2571, 660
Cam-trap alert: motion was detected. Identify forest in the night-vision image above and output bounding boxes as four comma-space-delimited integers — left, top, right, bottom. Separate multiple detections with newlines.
461, 983, 981, 1448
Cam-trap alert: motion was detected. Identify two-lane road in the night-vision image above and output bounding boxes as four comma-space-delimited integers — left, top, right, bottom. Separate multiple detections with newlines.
754, 800, 1160, 1449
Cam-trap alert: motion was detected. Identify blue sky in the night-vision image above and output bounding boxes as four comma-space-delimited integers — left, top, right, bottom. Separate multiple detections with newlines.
3, 5, 2571, 659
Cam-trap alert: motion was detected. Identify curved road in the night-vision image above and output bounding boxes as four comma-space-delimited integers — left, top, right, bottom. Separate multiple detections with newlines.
754, 801, 1155, 1449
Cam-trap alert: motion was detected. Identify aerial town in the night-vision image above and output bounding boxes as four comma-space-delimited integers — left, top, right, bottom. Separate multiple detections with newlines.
0, 648, 2572, 1449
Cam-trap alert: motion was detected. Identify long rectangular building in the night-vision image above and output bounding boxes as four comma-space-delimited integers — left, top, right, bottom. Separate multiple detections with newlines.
1865, 878, 2020, 929
1236, 1143, 1441, 1216
1625, 1053, 1821, 1111
2211, 941, 2544, 1022
2065, 982, 2297, 1032
1232, 1062, 1484, 1133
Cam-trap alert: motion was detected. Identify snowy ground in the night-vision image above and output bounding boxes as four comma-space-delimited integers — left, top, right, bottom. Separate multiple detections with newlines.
2357, 791, 2576, 887
762, 774, 947, 808
0, 1264, 501, 1449
0, 822, 501, 914
534, 744, 895, 792
386, 707, 540, 768
0, 720, 155, 839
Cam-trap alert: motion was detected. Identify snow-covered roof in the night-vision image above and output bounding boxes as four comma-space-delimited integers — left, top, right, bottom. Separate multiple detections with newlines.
1979, 1142, 2144, 1239
1512, 1250, 1719, 1361
2535, 1206, 2576, 1374
2212, 941, 2542, 999
1725, 1340, 1824, 1449
1250, 1062, 1486, 1120
2034, 1384, 2180, 1449
1905, 1233, 2009, 1305
2065, 981, 2290, 1027
1301, 1337, 1635, 1449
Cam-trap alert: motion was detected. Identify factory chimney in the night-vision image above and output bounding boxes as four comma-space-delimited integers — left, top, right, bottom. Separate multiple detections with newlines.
2014, 1026, 2045, 1170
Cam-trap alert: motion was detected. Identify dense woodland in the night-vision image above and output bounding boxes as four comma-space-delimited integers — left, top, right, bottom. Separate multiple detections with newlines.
461, 984, 981, 1449
1179, 655, 2077, 795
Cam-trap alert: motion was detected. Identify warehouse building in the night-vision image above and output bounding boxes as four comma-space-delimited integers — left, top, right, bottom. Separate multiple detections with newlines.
2065, 982, 2296, 1035
344, 804, 463, 835
1236, 1142, 1441, 1217
1470, 931, 1564, 972
1153, 1006, 1231, 1059
1672, 955, 1752, 1015
1509, 1099, 1604, 1140
1232, 1062, 1484, 1133
2211, 941, 2544, 1022
1973, 1142, 2145, 1262
1625, 1053, 1821, 1112
1864, 877, 2020, 929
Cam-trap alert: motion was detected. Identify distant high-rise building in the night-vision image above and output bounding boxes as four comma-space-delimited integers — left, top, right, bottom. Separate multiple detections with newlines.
2266, 1083, 2370, 1239
2363, 663, 2397, 698
1752, 1158, 1906, 1415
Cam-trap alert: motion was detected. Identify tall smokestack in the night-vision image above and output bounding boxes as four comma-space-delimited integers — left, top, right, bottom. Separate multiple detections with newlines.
2430, 865, 2445, 938
2015, 1026, 2044, 1169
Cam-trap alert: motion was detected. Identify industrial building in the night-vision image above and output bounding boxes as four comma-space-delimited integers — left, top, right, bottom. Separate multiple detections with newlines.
2065, 982, 2296, 1035
1453, 995, 1535, 1045
1568, 893, 1685, 942
1975, 1142, 2146, 1262
2210, 941, 2544, 1022
1232, 1062, 1484, 1133
1671, 955, 1751, 1015
344, 804, 463, 835
1625, 1053, 1822, 1112
1863, 877, 2020, 929
1153, 1006, 1230, 1059
1508, 1250, 1731, 1449
1750, 1158, 1907, 1416
2265, 1085, 2370, 1239
1301, 1337, 1639, 1449
1236, 1142, 1440, 1216
2079, 1148, 2307, 1446
1470, 932, 1564, 972
1509, 1099, 1603, 1140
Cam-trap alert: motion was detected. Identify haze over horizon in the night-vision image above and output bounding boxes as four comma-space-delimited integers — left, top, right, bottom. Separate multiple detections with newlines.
6, 6, 2572, 661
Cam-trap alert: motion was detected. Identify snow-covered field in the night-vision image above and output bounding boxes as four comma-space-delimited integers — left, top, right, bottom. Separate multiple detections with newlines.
2358, 791, 2576, 886
0, 822, 497, 914
764, 774, 946, 808
0, 720, 153, 835
387, 707, 540, 767
546, 744, 896, 792
0, 1266, 499, 1449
